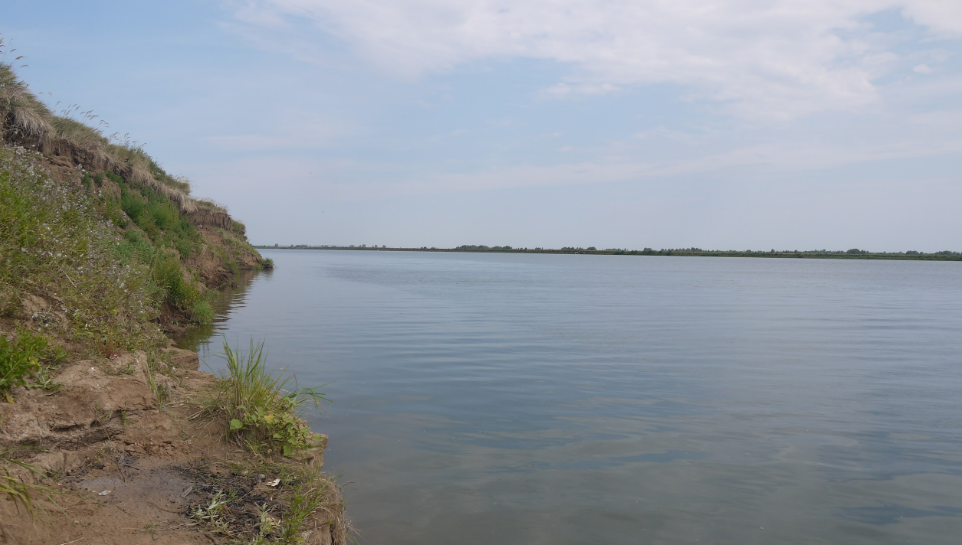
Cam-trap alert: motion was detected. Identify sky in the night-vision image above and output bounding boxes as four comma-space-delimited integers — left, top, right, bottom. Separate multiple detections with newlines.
4, 0, 962, 251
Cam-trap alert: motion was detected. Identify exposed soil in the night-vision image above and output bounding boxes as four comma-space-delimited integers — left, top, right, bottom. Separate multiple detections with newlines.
0, 347, 341, 545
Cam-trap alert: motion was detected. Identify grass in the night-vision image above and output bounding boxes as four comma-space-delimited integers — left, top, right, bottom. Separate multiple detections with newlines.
1, 56, 268, 329
0, 451, 58, 522
0, 328, 66, 400
201, 340, 329, 457
186, 461, 348, 545
0, 57, 195, 212
278, 464, 345, 544
0, 145, 167, 352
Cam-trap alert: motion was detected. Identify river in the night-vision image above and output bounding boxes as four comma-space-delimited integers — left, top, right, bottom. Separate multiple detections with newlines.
179, 249, 962, 544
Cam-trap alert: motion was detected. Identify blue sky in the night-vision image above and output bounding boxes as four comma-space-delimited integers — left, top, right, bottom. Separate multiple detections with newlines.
4, 0, 962, 250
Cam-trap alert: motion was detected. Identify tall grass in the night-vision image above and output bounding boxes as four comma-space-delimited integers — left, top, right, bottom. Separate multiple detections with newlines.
202, 340, 328, 456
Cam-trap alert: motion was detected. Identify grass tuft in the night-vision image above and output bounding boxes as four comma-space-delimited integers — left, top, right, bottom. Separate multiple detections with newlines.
0, 328, 66, 400
0, 451, 58, 522
202, 340, 329, 457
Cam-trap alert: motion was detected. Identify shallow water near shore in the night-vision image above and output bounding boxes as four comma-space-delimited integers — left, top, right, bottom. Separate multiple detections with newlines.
180, 250, 962, 545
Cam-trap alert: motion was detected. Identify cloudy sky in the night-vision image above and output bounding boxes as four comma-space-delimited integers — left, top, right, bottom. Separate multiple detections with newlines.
5, 0, 962, 250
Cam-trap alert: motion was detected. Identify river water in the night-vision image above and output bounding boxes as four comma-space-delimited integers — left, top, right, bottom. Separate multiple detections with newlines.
179, 250, 962, 544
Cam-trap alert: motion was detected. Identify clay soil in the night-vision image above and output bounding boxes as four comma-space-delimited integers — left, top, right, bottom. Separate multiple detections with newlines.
0, 349, 340, 545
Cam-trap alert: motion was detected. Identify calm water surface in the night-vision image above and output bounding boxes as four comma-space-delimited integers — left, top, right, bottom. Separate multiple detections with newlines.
181, 250, 962, 544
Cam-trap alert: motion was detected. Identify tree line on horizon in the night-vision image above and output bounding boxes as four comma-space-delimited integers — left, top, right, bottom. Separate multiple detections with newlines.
259, 244, 960, 258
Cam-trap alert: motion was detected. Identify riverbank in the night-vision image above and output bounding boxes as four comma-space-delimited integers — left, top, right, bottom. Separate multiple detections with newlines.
256, 245, 962, 261
1, 58, 345, 543
0, 345, 345, 545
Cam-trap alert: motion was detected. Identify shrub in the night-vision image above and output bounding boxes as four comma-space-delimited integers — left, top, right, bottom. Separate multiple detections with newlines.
203, 340, 328, 456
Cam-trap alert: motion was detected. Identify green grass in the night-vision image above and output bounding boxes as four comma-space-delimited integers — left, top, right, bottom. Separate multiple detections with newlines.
202, 340, 329, 457
278, 464, 342, 543
0, 328, 66, 400
0, 146, 166, 352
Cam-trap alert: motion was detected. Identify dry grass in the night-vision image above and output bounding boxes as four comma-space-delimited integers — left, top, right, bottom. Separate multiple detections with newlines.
0, 50, 207, 216
0, 452, 58, 522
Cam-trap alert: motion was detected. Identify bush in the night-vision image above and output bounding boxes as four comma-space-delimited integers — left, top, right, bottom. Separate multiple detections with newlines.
203, 340, 328, 456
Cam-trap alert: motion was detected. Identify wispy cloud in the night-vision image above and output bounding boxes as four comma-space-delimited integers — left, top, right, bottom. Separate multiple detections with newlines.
227, 0, 962, 119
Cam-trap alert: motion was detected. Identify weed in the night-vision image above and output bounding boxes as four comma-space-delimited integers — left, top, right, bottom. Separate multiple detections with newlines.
190, 489, 232, 535
0, 328, 65, 399
145, 363, 169, 407
186, 461, 347, 545
0, 451, 57, 521
0, 146, 167, 352
25, 364, 61, 392
279, 465, 336, 543
191, 299, 214, 325
202, 340, 329, 457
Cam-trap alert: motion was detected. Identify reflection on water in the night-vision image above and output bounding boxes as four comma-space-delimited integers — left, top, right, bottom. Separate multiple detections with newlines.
183, 250, 962, 545
175, 268, 271, 352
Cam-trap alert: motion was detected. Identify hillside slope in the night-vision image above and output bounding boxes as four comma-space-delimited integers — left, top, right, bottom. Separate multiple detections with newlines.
0, 60, 268, 332
0, 59, 347, 544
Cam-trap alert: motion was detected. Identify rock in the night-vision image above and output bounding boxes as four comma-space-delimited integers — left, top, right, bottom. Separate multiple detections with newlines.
162, 347, 200, 371
0, 358, 157, 450
30, 451, 65, 473
57, 358, 157, 413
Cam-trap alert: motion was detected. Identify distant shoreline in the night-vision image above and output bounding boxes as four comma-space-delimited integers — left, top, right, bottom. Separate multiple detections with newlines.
254, 246, 962, 261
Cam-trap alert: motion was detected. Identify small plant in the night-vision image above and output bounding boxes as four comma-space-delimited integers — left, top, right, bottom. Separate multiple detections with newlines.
279, 465, 337, 543
0, 451, 57, 521
0, 329, 65, 400
146, 365, 169, 407
25, 364, 61, 392
190, 489, 232, 534
190, 299, 214, 325
203, 340, 328, 457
